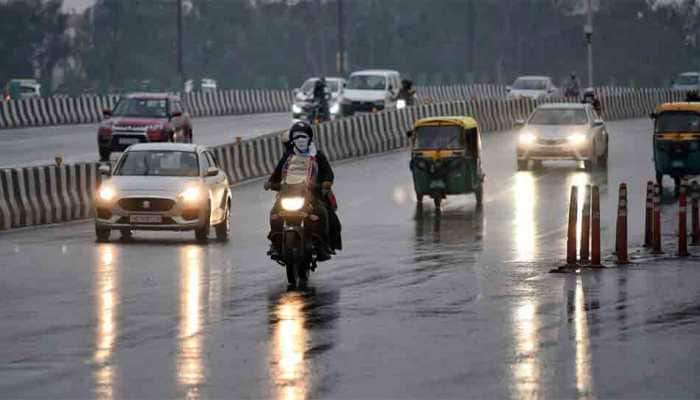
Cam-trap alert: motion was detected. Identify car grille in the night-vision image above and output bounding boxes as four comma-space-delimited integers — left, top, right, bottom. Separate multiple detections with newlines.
118, 198, 174, 212
538, 138, 568, 145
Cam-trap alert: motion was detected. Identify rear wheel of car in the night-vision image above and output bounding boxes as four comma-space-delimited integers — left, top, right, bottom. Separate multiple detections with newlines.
195, 206, 211, 242
214, 201, 230, 241
96, 227, 110, 242
99, 148, 111, 162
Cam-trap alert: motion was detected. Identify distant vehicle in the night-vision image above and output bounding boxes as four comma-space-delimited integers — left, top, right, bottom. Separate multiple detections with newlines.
291, 77, 346, 122
506, 76, 558, 100
3, 78, 41, 101
94, 143, 231, 242
515, 103, 608, 171
671, 72, 700, 93
340, 69, 402, 116
184, 78, 218, 93
97, 93, 193, 161
650, 102, 700, 191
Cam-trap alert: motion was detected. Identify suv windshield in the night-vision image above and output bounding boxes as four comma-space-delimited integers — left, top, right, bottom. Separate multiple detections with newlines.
677, 75, 699, 85
114, 151, 199, 177
513, 78, 547, 90
529, 108, 588, 125
113, 98, 168, 118
415, 125, 463, 149
347, 75, 386, 90
656, 112, 700, 133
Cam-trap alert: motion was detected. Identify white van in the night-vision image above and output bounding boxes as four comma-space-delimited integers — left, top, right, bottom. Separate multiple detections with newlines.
340, 69, 401, 116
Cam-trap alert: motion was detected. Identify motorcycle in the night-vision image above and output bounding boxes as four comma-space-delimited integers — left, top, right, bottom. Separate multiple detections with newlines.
266, 155, 331, 287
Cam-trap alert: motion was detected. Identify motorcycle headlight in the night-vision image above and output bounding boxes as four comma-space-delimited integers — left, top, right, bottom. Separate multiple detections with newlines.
179, 186, 202, 204
292, 104, 302, 114
568, 132, 587, 146
329, 102, 340, 115
519, 131, 537, 145
397, 99, 406, 109
98, 185, 116, 202
281, 197, 305, 211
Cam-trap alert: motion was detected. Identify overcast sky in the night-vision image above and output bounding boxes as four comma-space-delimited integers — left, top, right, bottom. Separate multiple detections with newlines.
62, 0, 94, 13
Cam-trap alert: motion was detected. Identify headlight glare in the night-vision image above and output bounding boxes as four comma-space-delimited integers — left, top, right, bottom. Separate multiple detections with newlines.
519, 131, 537, 145
329, 102, 340, 114
180, 186, 201, 203
397, 99, 406, 109
292, 104, 302, 114
568, 132, 587, 145
281, 197, 305, 211
98, 185, 116, 201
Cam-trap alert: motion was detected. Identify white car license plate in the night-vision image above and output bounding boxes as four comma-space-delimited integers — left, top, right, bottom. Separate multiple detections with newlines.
119, 138, 140, 145
129, 215, 162, 224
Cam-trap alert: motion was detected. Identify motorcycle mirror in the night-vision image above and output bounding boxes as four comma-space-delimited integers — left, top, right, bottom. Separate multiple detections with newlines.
98, 164, 111, 176
649, 112, 657, 119
406, 130, 414, 138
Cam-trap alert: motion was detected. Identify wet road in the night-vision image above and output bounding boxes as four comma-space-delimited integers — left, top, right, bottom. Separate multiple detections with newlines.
1, 118, 700, 399
0, 112, 290, 168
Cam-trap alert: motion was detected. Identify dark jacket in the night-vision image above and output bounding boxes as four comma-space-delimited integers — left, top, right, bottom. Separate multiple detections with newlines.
270, 149, 334, 187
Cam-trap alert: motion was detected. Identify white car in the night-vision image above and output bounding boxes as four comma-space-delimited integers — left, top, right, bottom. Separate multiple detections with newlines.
671, 72, 700, 93
291, 77, 346, 120
340, 69, 402, 116
507, 76, 558, 100
516, 103, 608, 171
94, 143, 231, 242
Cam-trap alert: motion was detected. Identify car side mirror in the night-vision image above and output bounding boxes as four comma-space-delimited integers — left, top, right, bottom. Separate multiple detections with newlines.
170, 110, 182, 119
102, 108, 112, 118
593, 119, 604, 127
406, 130, 414, 138
206, 166, 219, 177
506, 86, 512, 92
513, 119, 525, 128
98, 164, 111, 176
649, 112, 658, 120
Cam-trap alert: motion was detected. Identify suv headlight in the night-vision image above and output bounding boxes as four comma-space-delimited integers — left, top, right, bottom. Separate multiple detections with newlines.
568, 132, 587, 145
281, 197, 305, 211
519, 131, 537, 145
397, 99, 406, 109
98, 185, 116, 202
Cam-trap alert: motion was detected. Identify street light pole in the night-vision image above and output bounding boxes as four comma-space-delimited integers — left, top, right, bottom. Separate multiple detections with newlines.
337, 0, 345, 75
177, 0, 184, 89
585, 0, 594, 88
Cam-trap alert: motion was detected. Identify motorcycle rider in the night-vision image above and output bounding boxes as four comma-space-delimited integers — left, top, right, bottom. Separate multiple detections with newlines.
312, 77, 329, 119
398, 79, 416, 106
581, 87, 602, 115
265, 121, 340, 261
564, 72, 581, 98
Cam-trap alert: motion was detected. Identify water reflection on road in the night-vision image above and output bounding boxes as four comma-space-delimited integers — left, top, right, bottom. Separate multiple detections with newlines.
178, 245, 207, 399
94, 244, 120, 400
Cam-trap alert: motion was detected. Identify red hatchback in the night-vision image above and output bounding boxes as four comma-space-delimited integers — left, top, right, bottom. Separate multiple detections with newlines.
97, 93, 193, 161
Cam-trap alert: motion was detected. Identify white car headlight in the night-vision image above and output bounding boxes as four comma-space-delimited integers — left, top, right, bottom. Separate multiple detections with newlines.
292, 104, 302, 114
179, 186, 202, 204
568, 132, 588, 145
98, 185, 116, 201
519, 131, 537, 145
397, 99, 406, 109
330, 102, 340, 115
281, 197, 305, 211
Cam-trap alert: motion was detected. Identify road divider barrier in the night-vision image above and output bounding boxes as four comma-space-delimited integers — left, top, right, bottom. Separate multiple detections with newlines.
615, 183, 629, 264
0, 88, 689, 231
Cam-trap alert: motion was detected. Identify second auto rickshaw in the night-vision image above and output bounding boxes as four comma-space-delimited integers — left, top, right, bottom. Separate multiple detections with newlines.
408, 116, 485, 211
650, 102, 700, 192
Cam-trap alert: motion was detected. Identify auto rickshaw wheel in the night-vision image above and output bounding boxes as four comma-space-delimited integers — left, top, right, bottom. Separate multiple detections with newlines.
433, 197, 442, 213
416, 193, 424, 203
475, 185, 483, 207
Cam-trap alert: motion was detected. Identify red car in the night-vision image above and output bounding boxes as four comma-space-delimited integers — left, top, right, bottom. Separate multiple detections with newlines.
97, 93, 193, 161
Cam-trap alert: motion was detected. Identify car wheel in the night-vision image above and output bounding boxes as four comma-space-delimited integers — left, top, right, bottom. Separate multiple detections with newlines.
195, 206, 211, 242
517, 159, 529, 171
96, 226, 110, 242
214, 201, 230, 241
99, 148, 111, 162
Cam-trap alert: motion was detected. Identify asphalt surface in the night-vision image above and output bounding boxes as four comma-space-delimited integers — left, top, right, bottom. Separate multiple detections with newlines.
1, 118, 700, 399
0, 112, 291, 168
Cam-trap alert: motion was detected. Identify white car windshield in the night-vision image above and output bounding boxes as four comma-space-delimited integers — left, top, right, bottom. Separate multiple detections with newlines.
113, 98, 168, 118
677, 75, 699, 85
347, 75, 386, 90
513, 78, 547, 90
115, 151, 199, 177
300, 79, 340, 94
529, 109, 588, 125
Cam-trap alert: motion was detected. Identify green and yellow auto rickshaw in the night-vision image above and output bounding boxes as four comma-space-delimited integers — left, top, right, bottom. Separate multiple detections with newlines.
408, 116, 485, 211
650, 102, 700, 191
